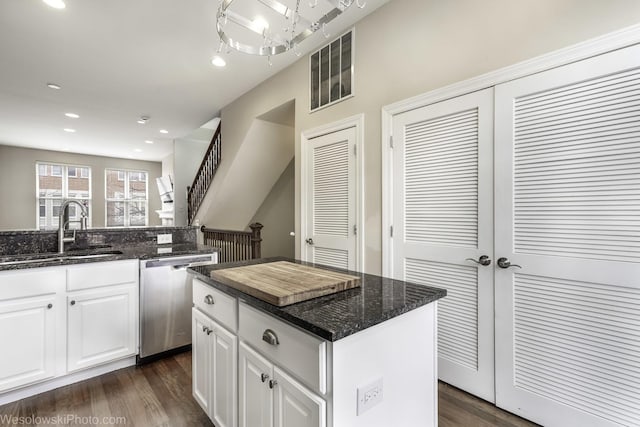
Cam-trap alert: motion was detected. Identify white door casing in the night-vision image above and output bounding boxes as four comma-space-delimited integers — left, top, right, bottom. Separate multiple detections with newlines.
494, 43, 640, 427
387, 88, 495, 402
301, 115, 364, 271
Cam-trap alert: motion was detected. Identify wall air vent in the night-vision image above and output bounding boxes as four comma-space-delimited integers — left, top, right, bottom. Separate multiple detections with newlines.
310, 29, 354, 112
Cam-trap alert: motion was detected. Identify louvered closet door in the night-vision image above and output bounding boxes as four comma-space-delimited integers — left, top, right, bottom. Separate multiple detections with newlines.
305, 127, 357, 270
494, 43, 640, 427
391, 88, 495, 401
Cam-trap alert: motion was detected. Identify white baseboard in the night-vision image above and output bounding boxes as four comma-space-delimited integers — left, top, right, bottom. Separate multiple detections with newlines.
0, 356, 137, 406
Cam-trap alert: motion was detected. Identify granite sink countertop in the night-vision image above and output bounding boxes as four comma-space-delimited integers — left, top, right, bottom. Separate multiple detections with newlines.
0, 242, 217, 271
189, 257, 447, 342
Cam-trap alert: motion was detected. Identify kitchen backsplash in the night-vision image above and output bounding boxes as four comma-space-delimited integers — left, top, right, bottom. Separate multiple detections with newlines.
0, 226, 198, 256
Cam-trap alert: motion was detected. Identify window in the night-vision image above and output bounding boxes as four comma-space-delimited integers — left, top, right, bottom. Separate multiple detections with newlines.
310, 30, 353, 111
105, 169, 148, 227
36, 163, 91, 230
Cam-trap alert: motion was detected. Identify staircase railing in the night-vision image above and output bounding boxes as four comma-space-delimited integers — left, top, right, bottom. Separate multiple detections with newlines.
201, 223, 263, 263
187, 122, 222, 225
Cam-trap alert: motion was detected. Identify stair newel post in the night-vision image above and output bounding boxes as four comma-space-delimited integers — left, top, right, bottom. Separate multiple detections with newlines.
249, 223, 263, 259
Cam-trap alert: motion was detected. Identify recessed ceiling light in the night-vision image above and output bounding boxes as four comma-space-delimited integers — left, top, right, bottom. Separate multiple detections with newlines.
43, 0, 65, 9
159, 129, 169, 134
145, 140, 154, 144
134, 149, 143, 153
47, 83, 62, 90
65, 112, 79, 119
63, 128, 76, 133
211, 56, 226, 67
137, 116, 150, 124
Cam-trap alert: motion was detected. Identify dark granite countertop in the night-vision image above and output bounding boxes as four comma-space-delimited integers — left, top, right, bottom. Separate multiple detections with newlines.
0, 242, 217, 271
189, 257, 447, 342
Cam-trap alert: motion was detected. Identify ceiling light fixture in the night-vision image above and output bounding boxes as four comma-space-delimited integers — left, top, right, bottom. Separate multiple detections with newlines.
47, 83, 62, 90
42, 0, 66, 9
145, 140, 154, 144
63, 128, 76, 133
211, 56, 226, 67
137, 116, 150, 124
215, 0, 365, 59
65, 112, 79, 119
159, 129, 169, 134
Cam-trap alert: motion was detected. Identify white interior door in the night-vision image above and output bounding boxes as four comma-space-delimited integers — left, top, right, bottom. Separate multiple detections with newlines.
304, 127, 357, 270
390, 88, 495, 401
494, 44, 640, 427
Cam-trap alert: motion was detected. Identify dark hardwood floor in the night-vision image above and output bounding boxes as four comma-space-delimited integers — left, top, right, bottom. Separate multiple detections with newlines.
0, 352, 538, 426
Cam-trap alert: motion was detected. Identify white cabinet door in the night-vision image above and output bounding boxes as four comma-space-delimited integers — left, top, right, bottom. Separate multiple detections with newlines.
0, 295, 56, 391
67, 285, 137, 372
239, 342, 273, 427
494, 44, 640, 427
192, 308, 212, 414
211, 320, 237, 427
273, 367, 326, 427
390, 88, 496, 401
303, 127, 358, 270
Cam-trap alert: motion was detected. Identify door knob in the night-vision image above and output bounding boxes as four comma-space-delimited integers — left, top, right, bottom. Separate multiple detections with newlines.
305, 238, 315, 245
497, 257, 522, 269
465, 255, 491, 266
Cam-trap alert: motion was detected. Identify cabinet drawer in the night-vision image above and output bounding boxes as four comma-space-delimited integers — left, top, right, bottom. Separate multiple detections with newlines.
193, 278, 237, 332
239, 302, 327, 394
66, 260, 138, 291
0, 267, 65, 300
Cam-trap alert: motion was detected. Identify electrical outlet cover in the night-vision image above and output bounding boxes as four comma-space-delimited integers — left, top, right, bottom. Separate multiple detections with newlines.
356, 377, 383, 416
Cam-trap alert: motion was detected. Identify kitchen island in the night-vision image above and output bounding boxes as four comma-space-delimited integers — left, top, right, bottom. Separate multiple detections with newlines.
189, 257, 446, 427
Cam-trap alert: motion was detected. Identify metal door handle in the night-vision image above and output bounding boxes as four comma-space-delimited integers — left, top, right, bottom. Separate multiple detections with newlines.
262, 329, 280, 346
497, 257, 522, 269
261, 373, 269, 383
305, 238, 314, 245
465, 255, 491, 266
269, 379, 278, 389
204, 295, 215, 305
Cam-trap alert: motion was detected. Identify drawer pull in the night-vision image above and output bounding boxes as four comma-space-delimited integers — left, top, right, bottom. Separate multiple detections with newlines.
204, 295, 215, 305
269, 379, 278, 389
261, 373, 269, 383
262, 329, 280, 346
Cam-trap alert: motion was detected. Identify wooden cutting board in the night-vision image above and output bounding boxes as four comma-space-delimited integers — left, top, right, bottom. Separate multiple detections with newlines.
209, 261, 361, 307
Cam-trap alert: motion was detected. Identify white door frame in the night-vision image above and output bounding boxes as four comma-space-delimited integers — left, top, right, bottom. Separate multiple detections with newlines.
300, 113, 365, 272
382, 22, 640, 277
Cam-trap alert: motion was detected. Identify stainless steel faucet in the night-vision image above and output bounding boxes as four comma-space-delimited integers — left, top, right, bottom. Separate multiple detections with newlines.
58, 200, 89, 253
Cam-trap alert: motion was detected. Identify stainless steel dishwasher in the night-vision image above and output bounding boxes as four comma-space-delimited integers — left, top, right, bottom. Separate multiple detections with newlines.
139, 252, 217, 363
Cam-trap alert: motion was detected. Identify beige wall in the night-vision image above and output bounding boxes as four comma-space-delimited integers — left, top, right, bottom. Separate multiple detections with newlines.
220, 0, 640, 274
250, 159, 295, 258
0, 144, 163, 230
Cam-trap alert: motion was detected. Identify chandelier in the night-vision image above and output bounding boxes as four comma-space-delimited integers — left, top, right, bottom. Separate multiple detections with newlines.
215, 0, 365, 58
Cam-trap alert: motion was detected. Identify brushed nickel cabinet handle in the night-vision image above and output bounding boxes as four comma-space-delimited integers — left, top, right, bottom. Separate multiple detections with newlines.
261, 373, 269, 383
269, 379, 278, 389
70, 300, 76, 306
47, 303, 53, 309
204, 295, 215, 305
262, 329, 280, 346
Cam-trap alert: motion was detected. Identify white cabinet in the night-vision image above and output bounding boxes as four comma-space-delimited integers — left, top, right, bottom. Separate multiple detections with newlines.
239, 341, 326, 427
0, 294, 57, 392
0, 259, 139, 401
67, 285, 137, 372
192, 307, 237, 427
239, 341, 272, 427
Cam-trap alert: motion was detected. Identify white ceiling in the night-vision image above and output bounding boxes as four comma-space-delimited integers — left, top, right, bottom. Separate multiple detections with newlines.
0, 0, 388, 162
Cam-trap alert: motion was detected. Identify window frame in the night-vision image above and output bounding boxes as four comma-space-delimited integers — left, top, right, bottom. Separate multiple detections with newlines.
35, 162, 92, 230
104, 168, 149, 227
